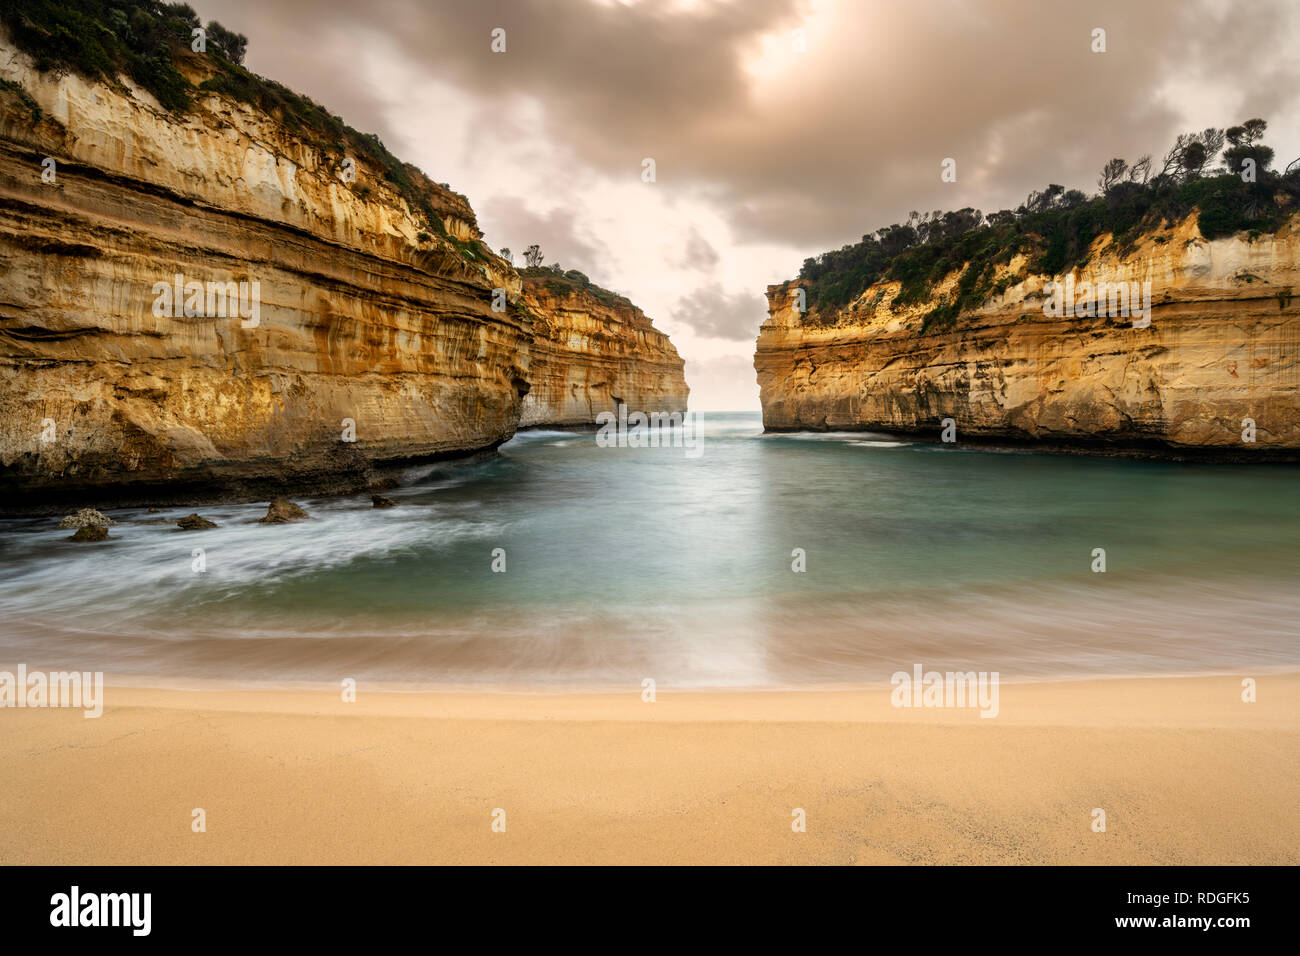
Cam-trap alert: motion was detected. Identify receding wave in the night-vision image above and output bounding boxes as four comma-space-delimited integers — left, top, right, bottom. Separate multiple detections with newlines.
2, 412, 1296, 688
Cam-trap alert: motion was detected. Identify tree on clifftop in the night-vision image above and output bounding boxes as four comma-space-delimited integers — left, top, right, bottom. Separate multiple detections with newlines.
794, 117, 1299, 327
205, 21, 248, 66
1224, 119, 1274, 176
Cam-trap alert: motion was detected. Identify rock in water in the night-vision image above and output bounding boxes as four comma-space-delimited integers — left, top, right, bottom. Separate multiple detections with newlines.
260, 498, 310, 523
177, 513, 218, 530
69, 525, 108, 542
57, 508, 114, 529
371, 495, 396, 508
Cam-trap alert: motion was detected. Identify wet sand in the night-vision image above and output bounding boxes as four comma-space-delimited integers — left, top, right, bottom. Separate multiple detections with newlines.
1, 672, 1296, 864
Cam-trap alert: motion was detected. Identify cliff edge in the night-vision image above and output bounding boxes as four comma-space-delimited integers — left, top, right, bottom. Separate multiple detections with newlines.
0, 11, 527, 509
757, 204, 1300, 459
518, 270, 688, 428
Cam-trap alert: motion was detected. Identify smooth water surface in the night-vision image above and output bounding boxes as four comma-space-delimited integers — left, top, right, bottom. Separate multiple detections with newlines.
1, 412, 1296, 687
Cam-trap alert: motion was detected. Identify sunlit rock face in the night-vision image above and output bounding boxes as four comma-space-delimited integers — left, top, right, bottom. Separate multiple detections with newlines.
755, 214, 1300, 459
518, 277, 689, 428
0, 38, 530, 508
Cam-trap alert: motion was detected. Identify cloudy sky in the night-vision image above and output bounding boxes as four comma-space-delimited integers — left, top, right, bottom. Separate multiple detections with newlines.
199, 0, 1300, 408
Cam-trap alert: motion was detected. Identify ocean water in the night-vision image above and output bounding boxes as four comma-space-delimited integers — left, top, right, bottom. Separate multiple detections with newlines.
1, 411, 1297, 688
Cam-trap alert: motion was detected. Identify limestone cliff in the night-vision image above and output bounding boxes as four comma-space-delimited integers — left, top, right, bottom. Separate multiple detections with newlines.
518, 274, 688, 428
755, 214, 1300, 459
0, 34, 527, 509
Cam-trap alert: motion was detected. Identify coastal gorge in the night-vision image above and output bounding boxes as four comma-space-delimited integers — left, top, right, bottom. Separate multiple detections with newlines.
0, 7, 686, 510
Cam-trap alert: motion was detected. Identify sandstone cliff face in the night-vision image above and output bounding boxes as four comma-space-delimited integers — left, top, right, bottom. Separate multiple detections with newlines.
755, 214, 1300, 458
518, 277, 688, 428
0, 37, 528, 508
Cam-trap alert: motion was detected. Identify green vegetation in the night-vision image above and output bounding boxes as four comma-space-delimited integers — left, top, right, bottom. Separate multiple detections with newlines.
520, 264, 634, 310
446, 234, 490, 261
798, 121, 1300, 331
0, 0, 212, 111
0, 0, 473, 254
0, 77, 40, 118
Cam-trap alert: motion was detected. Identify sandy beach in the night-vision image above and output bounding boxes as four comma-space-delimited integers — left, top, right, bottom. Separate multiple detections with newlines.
0, 671, 1295, 865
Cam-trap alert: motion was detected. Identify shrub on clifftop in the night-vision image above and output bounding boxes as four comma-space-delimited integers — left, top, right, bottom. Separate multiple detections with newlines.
797, 120, 1300, 329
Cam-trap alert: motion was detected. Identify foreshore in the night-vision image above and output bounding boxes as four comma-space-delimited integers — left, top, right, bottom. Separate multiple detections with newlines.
1, 673, 1296, 865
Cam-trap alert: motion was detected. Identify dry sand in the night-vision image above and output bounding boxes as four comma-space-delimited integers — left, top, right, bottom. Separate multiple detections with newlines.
1, 673, 1296, 865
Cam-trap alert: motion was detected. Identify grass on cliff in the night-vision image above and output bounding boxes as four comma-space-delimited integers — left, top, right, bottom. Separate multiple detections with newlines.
797, 121, 1300, 332
520, 265, 634, 310
0, 76, 40, 118
1, 0, 202, 111
0, 0, 475, 253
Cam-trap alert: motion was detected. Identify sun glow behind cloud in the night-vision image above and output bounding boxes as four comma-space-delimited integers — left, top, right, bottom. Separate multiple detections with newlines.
741, 0, 834, 93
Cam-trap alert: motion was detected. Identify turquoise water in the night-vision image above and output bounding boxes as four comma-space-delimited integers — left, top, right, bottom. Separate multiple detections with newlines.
0, 411, 1296, 686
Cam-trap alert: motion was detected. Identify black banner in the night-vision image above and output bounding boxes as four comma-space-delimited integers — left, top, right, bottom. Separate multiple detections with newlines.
0, 865, 1283, 942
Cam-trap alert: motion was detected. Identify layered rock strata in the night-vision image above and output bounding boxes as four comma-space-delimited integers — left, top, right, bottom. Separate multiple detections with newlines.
755, 214, 1300, 459
0, 38, 525, 508
518, 276, 688, 428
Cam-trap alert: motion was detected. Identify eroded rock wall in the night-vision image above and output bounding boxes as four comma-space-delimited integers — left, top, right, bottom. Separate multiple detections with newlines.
0, 38, 527, 508
755, 214, 1300, 458
519, 277, 688, 428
